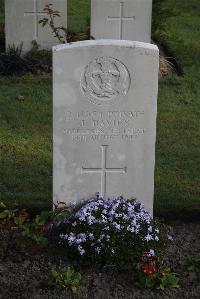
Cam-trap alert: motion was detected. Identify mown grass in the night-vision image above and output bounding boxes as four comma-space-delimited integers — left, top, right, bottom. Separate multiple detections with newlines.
68, 0, 90, 33
0, 0, 199, 219
154, 0, 200, 218
0, 76, 52, 211
155, 77, 200, 219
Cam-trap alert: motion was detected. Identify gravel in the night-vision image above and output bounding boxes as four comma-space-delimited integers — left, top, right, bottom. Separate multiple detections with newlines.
0, 222, 199, 299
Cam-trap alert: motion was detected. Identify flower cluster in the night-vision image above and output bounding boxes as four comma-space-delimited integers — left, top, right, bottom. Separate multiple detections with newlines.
135, 251, 179, 289
139, 250, 157, 275
49, 194, 169, 267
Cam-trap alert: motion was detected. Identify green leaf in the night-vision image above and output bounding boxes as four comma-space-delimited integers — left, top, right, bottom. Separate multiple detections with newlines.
51, 269, 59, 279
0, 201, 6, 209
71, 286, 77, 293
0, 210, 10, 219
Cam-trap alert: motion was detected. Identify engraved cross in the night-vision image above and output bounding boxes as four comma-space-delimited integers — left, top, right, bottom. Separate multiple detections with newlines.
107, 2, 135, 40
82, 145, 127, 197
24, 0, 47, 40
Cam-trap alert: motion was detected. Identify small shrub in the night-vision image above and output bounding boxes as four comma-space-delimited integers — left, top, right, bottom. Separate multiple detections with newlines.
0, 200, 49, 258
48, 194, 171, 269
39, 4, 90, 43
50, 266, 81, 293
0, 41, 52, 76
0, 200, 30, 258
20, 213, 49, 251
24, 41, 52, 73
0, 43, 30, 76
39, 4, 68, 43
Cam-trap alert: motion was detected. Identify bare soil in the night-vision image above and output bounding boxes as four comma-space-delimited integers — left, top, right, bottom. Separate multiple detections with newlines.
0, 222, 199, 299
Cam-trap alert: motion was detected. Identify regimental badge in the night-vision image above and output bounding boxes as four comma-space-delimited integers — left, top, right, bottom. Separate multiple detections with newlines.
80, 57, 131, 105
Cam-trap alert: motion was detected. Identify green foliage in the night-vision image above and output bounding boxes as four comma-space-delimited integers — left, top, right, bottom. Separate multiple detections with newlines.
135, 257, 179, 290
48, 197, 170, 269
0, 41, 52, 76
68, 0, 90, 33
39, 4, 68, 43
153, 0, 200, 73
20, 208, 72, 250
0, 200, 29, 258
50, 266, 81, 293
156, 270, 179, 290
52, 206, 71, 222
19, 214, 48, 249
152, 0, 177, 41
184, 255, 200, 273
0, 200, 51, 258
39, 3, 89, 43
0, 200, 28, 224
24, 41, 52, 73
0, 43, 27, 75
0, 198, 76, 258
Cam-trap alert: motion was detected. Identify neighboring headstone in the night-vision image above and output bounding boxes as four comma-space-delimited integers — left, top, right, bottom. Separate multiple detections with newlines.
5, 0, 67, 52
91, 0, 152, 43
53, 40, 159, 214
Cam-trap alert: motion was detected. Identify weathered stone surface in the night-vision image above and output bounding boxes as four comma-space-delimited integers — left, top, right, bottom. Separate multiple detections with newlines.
91, 0, 152, 43
5, 0, 67, 52
53, 40, 159, 214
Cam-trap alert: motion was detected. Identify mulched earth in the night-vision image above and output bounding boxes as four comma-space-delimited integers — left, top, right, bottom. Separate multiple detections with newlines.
0, 222, 199, 299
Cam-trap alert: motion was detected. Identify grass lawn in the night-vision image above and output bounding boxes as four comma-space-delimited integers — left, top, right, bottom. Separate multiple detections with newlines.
0, 76, 52, 211
68, 0, 90, 33
154, 0, 200, 218
0, 0, 199, 219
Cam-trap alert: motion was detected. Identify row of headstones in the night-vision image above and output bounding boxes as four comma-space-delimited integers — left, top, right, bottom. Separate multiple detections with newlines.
5, 0, 152, 52
5, 0, 158, 214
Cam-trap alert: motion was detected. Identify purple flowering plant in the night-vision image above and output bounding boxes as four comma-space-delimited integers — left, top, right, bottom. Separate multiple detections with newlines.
48, 194, 170, 268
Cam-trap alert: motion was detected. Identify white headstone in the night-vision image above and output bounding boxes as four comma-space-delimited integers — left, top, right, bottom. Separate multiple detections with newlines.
53, 40, 159, 214
5, 0, 67, 52
91, 0, 152, 43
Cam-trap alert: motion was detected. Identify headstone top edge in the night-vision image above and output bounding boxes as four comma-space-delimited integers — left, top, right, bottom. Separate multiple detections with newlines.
52, 40, 158, 53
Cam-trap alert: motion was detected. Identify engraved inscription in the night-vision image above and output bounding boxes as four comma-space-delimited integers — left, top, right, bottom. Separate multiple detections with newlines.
82, 145, 127, 197
80, 57, 131, 105
65, 110, 145, 143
